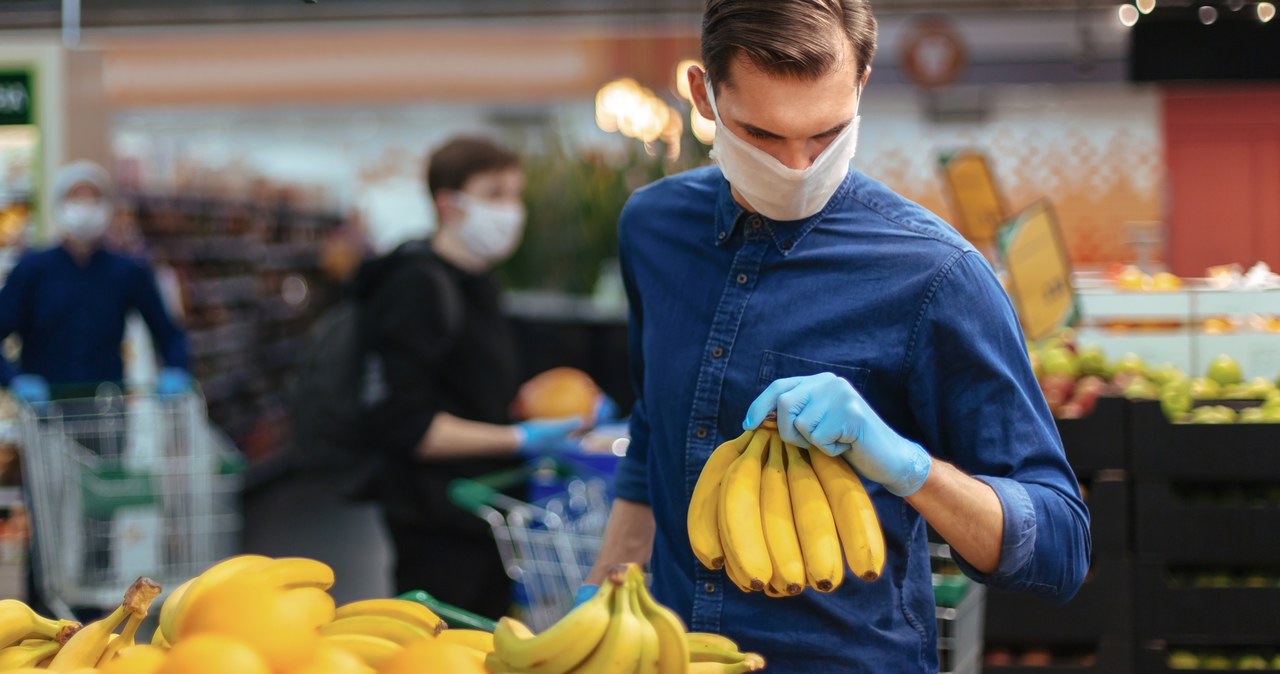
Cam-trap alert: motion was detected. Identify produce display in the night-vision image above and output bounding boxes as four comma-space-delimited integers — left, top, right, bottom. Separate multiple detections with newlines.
688, 421, 884, 595
487, 564, 764, 674
1167, 648, 1280, 670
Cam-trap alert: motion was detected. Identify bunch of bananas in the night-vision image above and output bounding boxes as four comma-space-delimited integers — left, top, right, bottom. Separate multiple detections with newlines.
486, 563, 764, 674
0, 598, 83, 670
688, 421, 885, 596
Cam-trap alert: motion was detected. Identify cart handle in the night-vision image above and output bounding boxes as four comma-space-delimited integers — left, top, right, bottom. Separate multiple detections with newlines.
447, 458, 589, 514
396, 590, 499, 632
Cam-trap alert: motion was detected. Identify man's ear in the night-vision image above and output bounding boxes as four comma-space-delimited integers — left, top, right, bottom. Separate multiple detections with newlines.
860, 65, 873, 91
688, 65, 715, 123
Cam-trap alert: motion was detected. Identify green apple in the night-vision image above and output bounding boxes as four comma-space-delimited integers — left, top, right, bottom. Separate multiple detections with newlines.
1263, 390, 1280, 410
1262, 406, 1280, 423
1238, 407, 1269, 423
1189, 377, 1222, 400
1075, 345, 1110, 378
1236, 655, 1268, 670
1147, 362, 1188, 387
1160, 389, 1193, 420
1113, 352, 1147, 378
1189, 405, 1236, 424
1123, 378, 1160, 400
1206, 353, 1243, 387
1244, 376, 1275, 399
1040, 347, 1078, 378
1167, 650, 1199, 670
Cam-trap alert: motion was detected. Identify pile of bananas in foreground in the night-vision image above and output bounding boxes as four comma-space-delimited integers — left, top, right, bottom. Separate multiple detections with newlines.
0, 554, 501, 674
688, 421, 885, 595
488, 563, 764, 674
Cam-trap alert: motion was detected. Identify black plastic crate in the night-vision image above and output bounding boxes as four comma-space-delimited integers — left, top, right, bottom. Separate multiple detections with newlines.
1137, 643, 1280, 673
1129, 401, 1280, 481
1135, 564, 1280, 641
1057, 396, 1129, 475
985, 561, 1132, 643
983, 639, 1134, 674
1084, 474, 1129, 561
1134, 481, 1280, 564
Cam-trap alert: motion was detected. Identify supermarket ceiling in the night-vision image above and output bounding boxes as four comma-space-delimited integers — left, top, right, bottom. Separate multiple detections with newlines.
2, 0, 1130, 29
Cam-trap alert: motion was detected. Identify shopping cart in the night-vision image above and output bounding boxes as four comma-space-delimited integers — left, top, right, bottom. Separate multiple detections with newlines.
933, 542, 986, 674
448, 457, 612, 632
17, 384, 243, 618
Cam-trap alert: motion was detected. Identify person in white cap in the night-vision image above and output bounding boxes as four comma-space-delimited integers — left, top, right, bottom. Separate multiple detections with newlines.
0, 160, 191, 404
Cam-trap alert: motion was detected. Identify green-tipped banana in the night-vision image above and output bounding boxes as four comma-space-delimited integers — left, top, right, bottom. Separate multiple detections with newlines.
491, 574, 617, 674
0, 639, 62, 669
318, 615, 431, 647
629, 565, 689, 674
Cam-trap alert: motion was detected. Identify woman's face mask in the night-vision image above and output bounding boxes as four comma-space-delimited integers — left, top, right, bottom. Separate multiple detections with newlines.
58, 199, 113, 243
453, 193, 526, 264
705, 78, 861, 222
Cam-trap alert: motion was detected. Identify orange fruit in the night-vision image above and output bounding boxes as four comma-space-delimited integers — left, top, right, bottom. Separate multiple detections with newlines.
511, 367, 600, 420
177, 575, 319, 672
379, 638, 488, 674
100, 644, 168, 674
155, 634, 269, 674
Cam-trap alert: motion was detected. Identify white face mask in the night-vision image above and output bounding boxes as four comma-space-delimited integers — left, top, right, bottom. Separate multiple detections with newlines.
453, 193, 526, 264
705, 78, 861, 221
58, 201, 113, 242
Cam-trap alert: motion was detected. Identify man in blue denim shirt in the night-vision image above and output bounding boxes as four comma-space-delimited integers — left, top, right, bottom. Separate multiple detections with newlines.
583, 1, 1091, 671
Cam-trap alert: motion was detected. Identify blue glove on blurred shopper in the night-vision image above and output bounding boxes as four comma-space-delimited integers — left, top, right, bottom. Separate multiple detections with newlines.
156, 368, 193, 397
744, 373, 932, 497
515, 417, 584, 457
573, 584, 599, 608
9, 374, 49, 406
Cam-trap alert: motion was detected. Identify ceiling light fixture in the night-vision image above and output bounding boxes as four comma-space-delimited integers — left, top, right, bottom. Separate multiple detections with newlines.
1136, 0, 1156, 13
1260, 2, 1277, 22
1198, 5, 1218, 24
1118, 4, 1140, 26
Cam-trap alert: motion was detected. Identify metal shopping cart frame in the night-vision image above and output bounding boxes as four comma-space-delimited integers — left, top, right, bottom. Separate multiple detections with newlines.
448, 457, 611, 631
17, 384, 242, 618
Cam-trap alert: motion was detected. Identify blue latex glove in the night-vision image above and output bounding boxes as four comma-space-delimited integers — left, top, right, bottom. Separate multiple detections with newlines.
9, 374, 50, 406
744, 373, 932, 497
156, 368, 193, 397
515, 417, 585, 457
594, 395, 621, 423
572, 584, 599, 608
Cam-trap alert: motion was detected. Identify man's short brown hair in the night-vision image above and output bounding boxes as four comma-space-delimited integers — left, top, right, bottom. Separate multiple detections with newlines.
426, 136, 521, 197
701, 0, 877, 91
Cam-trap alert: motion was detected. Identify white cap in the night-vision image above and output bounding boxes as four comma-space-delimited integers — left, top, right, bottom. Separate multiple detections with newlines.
51, 160, 113, 204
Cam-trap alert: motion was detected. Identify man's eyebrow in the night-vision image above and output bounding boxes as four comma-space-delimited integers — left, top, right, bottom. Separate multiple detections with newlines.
735, 119, 852, 140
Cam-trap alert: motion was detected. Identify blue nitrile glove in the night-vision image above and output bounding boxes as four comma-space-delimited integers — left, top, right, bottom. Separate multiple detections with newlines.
573, 584, 599, 608
744, 373, 932, 497
9, 374, 50, 406
155, 368, 193, 397
515, 416, 585, 457
594, 394, 621, 423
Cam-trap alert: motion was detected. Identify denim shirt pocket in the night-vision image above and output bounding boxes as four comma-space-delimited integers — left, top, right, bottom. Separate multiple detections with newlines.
757, 350, 871, 390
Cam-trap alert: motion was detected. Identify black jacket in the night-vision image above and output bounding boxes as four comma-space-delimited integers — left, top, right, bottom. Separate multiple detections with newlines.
354, 241, 524, 532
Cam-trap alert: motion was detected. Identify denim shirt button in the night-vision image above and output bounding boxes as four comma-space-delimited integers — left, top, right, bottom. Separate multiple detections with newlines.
711, 346, 724, 358
704, 582, 716, 594
781, 240, 793, 250
750, 216, 763, 229
717, 231, 727, 241
696, 427, 708, 439
736, 273, 748, 284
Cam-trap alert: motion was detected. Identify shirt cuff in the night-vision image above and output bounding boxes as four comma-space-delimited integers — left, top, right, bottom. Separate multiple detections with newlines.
613, 451, 650, 505
952, 475, 1036, 584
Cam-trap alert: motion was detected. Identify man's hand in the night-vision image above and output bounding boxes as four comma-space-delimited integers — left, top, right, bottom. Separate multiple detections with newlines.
744, 373, 931, 497
9, 374, 49, 406
514, 417, 586, 457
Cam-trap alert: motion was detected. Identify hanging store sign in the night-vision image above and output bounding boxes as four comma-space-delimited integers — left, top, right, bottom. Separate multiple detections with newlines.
0, 72, 33, 126
997, 200, 1079, 341
940, 150, 1008, 245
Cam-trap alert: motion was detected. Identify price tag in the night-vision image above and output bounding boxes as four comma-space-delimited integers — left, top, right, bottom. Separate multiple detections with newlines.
997, 201, 1078, 340
939, 150, 1007, 244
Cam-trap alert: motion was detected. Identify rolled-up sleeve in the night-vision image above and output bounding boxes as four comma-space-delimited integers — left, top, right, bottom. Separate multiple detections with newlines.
907, 251, 1091, 603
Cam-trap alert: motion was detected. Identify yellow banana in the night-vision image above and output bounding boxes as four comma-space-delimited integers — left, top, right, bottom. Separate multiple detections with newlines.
687, 632, 741, 662
689, 655, 767, 673
436, 629, 495, 654
285, 587, 337, 629
96, 608, 145, 665
319, 634, 403, 670
629, 565, 688, 674
719, 525, 754, 593
491, 572, 617, 674
569, 565, 643, 674
48, 577, 161, 672
152, 577, 192, 646
809, 450, 886, 582
251, 557, 335, 591
0, 639, 61, 669
688, 430, 755, 571
628, 572, 660, 674
785, 442, 844, 592
166, 554, 273, 642
333, 599, 446, 635
0, 600, 80, 649
760, 431, 806, 596
717, 430, 773, 591
318, 615, 431, 647
148, 624, 169, 649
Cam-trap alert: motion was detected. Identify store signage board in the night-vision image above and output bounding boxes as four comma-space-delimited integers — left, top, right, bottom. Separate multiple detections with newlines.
0, 72, 32, 126
997, 200, 1079, 341
939, 150, 1007, 245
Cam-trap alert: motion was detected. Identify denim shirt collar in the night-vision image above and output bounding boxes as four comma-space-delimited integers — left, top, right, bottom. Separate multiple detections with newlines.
711, 167, 857, 256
